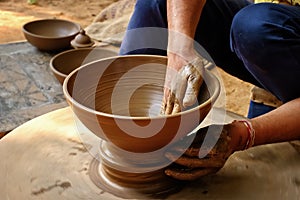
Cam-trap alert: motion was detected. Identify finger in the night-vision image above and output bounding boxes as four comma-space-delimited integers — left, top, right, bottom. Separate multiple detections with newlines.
185, 146, 219, 157
172, 98, 181, 114
183, 73, 203, 107
165, 147, 200, 158
164, 67, 174, 90
160, 88, 170, 115
167, 145, 214, 157
174, 74, 187, 108
164, 130, 210, 157
182, 57, 204, 107
163, 67, 176, 115
160, 102, 166, 115
165, 91, 175, 115
165, 167, 219, 181
165, 152, 225, 168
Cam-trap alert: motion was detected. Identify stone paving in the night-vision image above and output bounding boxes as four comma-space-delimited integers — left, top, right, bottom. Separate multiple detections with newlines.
0, 41, 68, 134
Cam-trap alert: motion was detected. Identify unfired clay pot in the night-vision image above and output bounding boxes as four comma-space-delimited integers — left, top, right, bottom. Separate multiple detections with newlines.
22, 19, 81, 51
63, 55, 220, 153
50, 47, 118, 85
71, 29, 95, 48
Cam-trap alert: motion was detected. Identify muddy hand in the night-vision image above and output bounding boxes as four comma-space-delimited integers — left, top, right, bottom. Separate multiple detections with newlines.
161, 57, 204, 115
164, 125, 235, 181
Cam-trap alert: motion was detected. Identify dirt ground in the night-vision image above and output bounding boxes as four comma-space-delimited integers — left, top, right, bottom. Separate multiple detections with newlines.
0, 0, 253, 117
0, 0, 118, 43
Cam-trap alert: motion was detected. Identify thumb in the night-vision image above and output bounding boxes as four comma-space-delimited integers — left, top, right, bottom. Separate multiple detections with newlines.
183, 73, 203, 107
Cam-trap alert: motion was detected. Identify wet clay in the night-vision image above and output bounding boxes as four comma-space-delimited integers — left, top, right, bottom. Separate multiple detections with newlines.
50, 47, 118, 84
63, 55, 220, 152
71, 29, 95, 49
62, 55, 222, 197
23, 19, 81, 51
89, 154, 183, 199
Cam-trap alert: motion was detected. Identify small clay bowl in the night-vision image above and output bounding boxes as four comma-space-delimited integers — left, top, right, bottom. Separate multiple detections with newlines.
50, 48, 118, 85
22, 19, 81, 51
63, 55, 220, 153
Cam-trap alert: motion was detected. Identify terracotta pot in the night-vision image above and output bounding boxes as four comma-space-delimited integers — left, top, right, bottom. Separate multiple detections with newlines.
63, 55, 220, 153
50, 47, 118, 85
22, 19, 81, 51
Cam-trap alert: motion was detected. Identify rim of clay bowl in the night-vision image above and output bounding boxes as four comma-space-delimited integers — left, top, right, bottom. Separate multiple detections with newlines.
49, 47, 118, 80
22, 19, 81, 39
63, 54, 220, 120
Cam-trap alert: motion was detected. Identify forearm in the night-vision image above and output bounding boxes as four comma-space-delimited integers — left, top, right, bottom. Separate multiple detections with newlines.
167, 0, 205, 38
230, 98, 300, 151
167, 0, 206, 60
251, 98, 300, 146
162, 0, 207, 114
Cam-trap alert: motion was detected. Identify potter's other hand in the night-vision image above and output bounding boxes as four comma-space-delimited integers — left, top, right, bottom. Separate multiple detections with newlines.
164, 125, 236, 181
161, 57, 205, 115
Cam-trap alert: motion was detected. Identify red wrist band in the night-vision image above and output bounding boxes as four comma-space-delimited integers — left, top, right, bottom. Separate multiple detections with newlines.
239, 120, 256, 150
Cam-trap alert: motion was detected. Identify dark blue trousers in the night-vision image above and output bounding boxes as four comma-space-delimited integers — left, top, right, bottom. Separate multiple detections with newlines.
120, 0, 300, 104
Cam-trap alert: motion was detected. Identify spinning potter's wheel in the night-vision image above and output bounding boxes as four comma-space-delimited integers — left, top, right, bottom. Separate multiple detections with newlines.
61, 55, 222, 198
1, 107, 300, 200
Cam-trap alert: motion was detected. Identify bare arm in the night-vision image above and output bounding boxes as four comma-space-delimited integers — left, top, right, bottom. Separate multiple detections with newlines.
230, 98, 300, 151
252, 98, 300, 146
167, 0, 206, 64
164, 98, 300, 181
162, 0, 207, 114
166, 0, 300, 145
163, 0, 300, 181
167, 0, 205, 36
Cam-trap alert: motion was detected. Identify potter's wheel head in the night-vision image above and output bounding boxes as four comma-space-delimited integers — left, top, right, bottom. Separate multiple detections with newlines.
63, 55, 220, 153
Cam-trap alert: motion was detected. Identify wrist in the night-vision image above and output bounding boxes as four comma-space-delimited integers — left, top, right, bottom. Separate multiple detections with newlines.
239, 120, 256, 149
167, 30, 197, 60
227, 120, 254, 151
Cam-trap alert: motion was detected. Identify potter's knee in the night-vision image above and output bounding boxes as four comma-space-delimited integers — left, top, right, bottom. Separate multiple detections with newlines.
231, 4, 273, 47
135, 0, 166, 13
230, 4, 281, 62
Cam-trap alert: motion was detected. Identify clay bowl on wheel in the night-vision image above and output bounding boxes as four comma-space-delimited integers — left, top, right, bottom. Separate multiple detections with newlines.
22, 19, 81, 51
50, 47, 118, 85
63, 55, 220, 153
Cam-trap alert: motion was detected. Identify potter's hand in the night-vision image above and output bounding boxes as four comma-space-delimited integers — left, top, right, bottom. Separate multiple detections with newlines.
161, 56, 205, 115
164, 125, 236, 181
